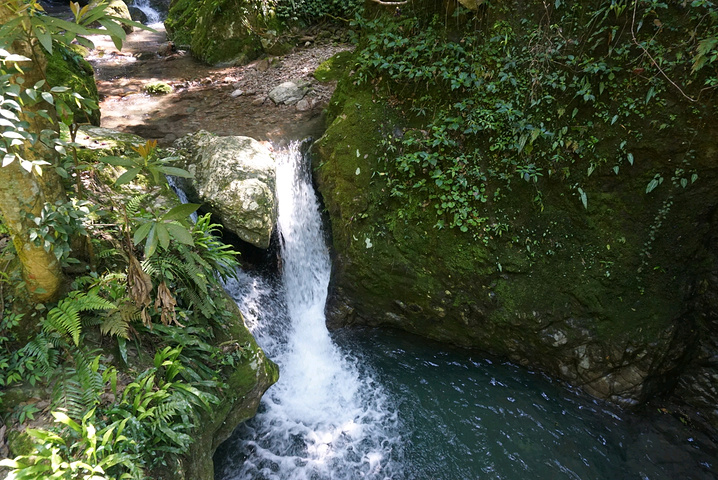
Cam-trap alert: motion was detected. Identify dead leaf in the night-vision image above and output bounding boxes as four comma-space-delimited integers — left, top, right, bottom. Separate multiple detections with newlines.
127, 253, 152, 309
155, 281, 182, 327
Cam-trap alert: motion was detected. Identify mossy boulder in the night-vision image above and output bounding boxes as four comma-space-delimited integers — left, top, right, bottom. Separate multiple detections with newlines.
170, 131, 277, 249
314, 51, 354, 83
165, 0, 282, 66
314, 53, 718, 411
183, 291, 278, 480
45, 44, 100, 126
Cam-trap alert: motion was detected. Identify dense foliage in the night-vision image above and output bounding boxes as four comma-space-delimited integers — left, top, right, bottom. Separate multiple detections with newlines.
351, 0, 717, 237
0, 1, 255, 478
273, 0, 363, 23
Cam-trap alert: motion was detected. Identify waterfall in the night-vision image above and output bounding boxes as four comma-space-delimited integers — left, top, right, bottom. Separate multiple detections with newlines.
219, 143, 403, 480
130, 0, 162, 24
166, 175, 198, 223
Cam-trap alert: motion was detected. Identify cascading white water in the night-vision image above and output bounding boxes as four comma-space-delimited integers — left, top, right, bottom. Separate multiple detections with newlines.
219, 143, 403, 480
130, 0, 162, 24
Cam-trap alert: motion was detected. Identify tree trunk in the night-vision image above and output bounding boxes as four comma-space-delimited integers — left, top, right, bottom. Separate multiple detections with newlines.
0, 1, 67, 302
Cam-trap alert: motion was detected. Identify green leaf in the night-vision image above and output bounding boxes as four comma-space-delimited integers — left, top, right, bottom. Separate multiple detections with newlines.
646, 179, 659, 193
42, 16, 94, 36
156, 223, 170, 251
163, 203, 200, 222
578, 187, 588, 209
107, 15, 155, 33
52, 411, 81, 433
133, 221, 153, 245
115, 167, 142, 185
145, 226, 158, 257
33, 26, 53, 54
97, 19, 126, 50
166, 223, 194, 245
49, 86, 70, 93
41, 91, 54, 105
99, 156, 134, 167
627, 153, 634, 165
158, 166, 193, 178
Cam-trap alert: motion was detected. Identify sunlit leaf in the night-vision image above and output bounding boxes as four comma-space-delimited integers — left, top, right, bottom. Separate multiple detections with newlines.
133, 222, 153, 245
166, 222, 194, 245
115, 166, 142, 185
158, 166, 193, 178
163, 203, 200, 222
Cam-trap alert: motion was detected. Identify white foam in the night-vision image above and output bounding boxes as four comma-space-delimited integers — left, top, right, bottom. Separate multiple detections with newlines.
130, 0, 162, 24
220, 143, 402, 480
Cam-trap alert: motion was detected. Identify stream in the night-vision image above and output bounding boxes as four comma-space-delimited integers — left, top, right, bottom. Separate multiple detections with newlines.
213, 144, 716, 480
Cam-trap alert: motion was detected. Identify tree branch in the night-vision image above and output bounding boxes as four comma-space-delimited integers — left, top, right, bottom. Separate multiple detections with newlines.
369, 0, 409, 5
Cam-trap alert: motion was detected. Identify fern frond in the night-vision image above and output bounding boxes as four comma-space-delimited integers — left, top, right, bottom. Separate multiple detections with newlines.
100, 313, 130, 339
96, 246, 120, 259
22, 335, 60, 376
74, 350, 103, 407
75, 293, 116, 313
45, 301, 81, 346
126, 194, 151, 217
52, 368, 87, 419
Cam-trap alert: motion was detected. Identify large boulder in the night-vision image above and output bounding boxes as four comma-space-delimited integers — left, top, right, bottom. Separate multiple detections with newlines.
172, 131, 277, 248
164, 0, 280, 66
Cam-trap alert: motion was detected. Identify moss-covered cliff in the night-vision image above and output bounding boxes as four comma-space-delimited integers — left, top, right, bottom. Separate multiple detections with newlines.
313, 0, 718, 426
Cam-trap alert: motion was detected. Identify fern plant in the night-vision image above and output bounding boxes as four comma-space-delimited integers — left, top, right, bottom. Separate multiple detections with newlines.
141, 213, 240, 324
43, 291, 116, 346
51, 351, 106, 419
104, 346, 221, 472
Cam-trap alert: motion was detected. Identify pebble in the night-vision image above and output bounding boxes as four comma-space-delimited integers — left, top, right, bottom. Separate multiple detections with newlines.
230, 89, 244, 98
296, 98, 312, 111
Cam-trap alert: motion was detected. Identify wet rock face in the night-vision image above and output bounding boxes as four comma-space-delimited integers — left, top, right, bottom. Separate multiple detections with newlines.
313, 77, 718, 410
172, 131, 277, 248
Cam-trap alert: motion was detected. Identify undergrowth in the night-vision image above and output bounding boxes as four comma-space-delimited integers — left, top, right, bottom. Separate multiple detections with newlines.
351, 0, 716, 238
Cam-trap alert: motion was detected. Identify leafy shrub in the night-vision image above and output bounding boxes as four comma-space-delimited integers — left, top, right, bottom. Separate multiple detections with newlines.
351, 1, 714, 236
143, 81, 173, 95
273, 0, 363, 23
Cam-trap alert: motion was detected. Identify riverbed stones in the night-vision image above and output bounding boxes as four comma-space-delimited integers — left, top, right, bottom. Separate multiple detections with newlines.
269, 80, 309, 105
171, 131, 277, 248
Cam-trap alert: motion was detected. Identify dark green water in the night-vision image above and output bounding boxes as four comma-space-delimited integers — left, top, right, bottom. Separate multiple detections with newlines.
332, 327, 716, 480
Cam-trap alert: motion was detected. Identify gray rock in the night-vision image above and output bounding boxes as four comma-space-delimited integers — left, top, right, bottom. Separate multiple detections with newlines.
296, 98, 312, 111
172, 131, 277, 248
230, 88, 244, 98
268, 81, 307, 105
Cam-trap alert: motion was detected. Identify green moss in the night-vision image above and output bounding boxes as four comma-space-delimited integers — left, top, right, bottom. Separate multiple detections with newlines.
144, 81, 173, 95
45, 43, 100, 126
313, 33, 714, 401
7, 430, 34, 457
165, 0, 276, 66
314, 51, 354, 82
